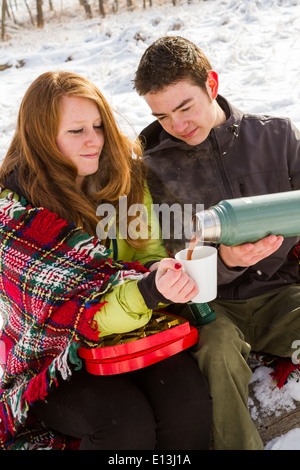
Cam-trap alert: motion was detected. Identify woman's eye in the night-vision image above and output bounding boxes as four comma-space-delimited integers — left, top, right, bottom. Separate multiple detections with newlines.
69, 128, 83, 134
94, 125, 103, 131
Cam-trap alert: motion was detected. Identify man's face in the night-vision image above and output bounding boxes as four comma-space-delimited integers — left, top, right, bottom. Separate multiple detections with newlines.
144, 79, 222, 146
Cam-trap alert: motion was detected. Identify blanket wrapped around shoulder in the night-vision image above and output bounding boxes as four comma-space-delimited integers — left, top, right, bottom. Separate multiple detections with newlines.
0, 191, 146, 450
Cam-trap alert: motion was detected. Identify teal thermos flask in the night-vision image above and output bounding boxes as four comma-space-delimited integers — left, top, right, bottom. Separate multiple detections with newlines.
189, 190, 300, 326
192, 190, 300, 246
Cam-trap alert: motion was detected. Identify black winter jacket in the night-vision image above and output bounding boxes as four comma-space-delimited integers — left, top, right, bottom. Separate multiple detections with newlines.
141, 95, 300, 300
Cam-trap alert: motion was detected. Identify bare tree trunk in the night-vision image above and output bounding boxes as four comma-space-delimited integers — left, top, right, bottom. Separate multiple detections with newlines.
5, 0, 10, 17
4, 0, 9, 16
24, 0, 35, 25
36, 0, 44, 28
112, 0, 118, 13
98, 0, 105, 17
1, 0, 7, 40
79, 0, 92, 18
8, 0, 17, 23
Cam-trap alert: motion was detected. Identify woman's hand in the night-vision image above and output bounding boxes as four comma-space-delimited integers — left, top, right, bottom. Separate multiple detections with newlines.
148, 261, 160, 272
155, 258, 199, 303
219, 234, 284, 268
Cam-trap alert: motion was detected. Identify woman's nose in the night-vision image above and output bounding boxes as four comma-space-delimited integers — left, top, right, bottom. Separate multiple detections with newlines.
86, 129, 103, 146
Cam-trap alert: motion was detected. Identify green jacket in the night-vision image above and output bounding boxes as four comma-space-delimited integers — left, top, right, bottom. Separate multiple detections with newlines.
94, 184, 168, 336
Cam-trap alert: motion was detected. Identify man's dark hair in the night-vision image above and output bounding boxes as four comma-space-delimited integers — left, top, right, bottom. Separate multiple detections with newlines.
134, 36, 213, 96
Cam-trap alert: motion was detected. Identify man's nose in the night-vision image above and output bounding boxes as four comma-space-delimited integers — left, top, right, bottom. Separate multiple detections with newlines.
171, 117, 188, 134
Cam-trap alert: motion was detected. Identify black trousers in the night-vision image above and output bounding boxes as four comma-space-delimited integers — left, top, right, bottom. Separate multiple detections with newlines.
32, 352, 212, 450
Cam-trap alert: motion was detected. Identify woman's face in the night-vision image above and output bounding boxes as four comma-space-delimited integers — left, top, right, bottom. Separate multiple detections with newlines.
56, 95, 105, 187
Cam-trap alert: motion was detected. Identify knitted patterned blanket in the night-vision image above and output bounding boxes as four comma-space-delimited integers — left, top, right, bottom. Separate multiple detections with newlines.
0, 191, 146, 450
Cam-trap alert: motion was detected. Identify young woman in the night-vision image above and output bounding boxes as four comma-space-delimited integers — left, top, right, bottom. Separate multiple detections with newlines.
0, 71, 212, 450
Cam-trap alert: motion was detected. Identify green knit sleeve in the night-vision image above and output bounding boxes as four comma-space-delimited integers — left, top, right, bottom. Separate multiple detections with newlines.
94, 184, 169, 337
93, 280, 152, 337
130, 183, 168, 265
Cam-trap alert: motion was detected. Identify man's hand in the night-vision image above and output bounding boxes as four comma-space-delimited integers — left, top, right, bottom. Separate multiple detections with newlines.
219, 234, 284, 268
155, 258, 199, 303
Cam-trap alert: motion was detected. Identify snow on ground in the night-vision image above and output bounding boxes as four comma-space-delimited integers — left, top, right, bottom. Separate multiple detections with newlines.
1, 0, 300, 449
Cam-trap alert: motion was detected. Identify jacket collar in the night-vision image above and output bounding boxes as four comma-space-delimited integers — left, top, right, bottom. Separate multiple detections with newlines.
213, 95, 244, 155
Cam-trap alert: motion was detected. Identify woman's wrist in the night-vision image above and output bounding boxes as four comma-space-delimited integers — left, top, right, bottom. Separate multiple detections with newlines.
137, 271, 173, 309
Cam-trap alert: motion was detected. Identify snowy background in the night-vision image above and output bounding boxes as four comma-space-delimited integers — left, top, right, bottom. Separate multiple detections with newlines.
1, 0, 300, 450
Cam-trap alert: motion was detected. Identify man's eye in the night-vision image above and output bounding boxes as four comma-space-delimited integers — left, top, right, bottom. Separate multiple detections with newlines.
69, 129, 83, 134
182, 107, 191, 112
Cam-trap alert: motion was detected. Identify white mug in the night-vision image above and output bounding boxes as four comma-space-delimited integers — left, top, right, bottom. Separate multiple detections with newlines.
175, 246, 217, 303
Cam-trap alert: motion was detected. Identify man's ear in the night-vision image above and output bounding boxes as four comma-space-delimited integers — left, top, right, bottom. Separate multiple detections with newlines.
207, 70, 219, 100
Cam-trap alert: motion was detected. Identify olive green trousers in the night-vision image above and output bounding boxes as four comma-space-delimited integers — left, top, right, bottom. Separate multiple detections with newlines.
192, 284, 300, 450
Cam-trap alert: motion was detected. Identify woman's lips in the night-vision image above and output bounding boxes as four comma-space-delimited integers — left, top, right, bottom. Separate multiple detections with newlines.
81, 152, 99, 159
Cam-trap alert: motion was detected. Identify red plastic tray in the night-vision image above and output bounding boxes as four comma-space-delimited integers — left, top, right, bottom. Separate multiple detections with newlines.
78, 313, 198, 375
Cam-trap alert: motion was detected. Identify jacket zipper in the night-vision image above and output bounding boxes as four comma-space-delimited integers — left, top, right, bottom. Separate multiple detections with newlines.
209, 130, 234, 199
239, 183, 246, 196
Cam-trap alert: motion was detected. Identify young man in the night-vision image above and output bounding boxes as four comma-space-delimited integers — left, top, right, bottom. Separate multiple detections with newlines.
134, 36, 300, 450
